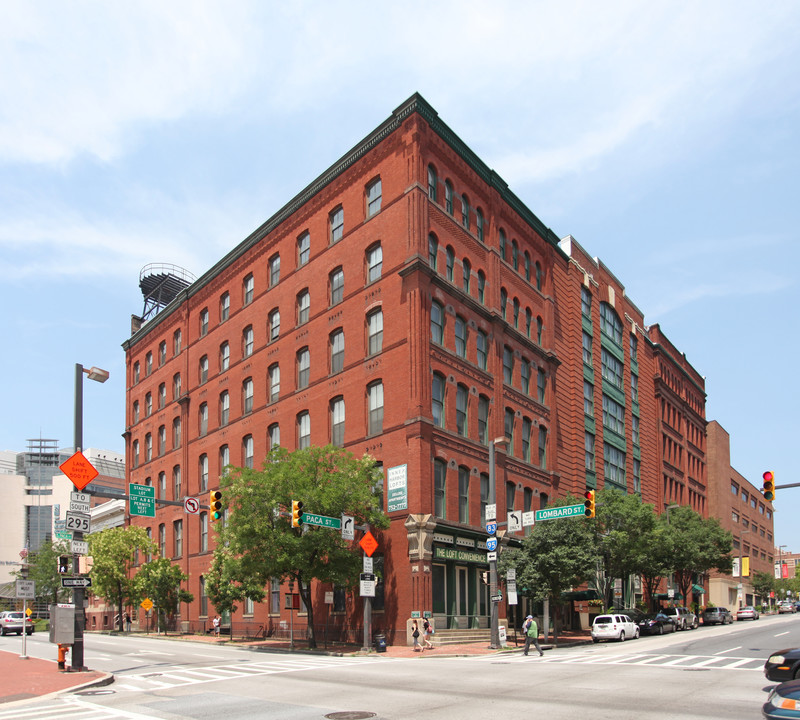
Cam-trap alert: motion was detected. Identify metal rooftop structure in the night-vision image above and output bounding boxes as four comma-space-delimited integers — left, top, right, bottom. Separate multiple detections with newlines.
139, 263, 196, 321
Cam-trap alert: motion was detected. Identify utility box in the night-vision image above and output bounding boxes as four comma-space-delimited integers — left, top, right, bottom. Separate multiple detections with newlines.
49, 604, 75, 645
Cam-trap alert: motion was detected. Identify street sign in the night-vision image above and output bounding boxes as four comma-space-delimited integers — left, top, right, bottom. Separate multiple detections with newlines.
363, 556, 373, 574
129, 483, 156, 518
16, 579, 34, 599
486, 521, 497, 535
522, 511, 535, 527
140, 598, 153, 611
65, 512, 91, 533
69, 491, 91, 514
184, 497, 199, 514
341, 515, 355, 541
360, 578, 376, 597
487, 551, 497, 561
359, 531, 379, 557
507, 511, 522, 532
486, 537, 498, 552
71, 539, 89, 555
506, 568, 516, 581
302, 512, 341, 529
55, 531, 72, 541
534, 503, 586, 522
485, 503, 497, 521
62, 577, 92, 588
491, 593, 503, 602
60, 451, 99, 491
360, 573, 375, 582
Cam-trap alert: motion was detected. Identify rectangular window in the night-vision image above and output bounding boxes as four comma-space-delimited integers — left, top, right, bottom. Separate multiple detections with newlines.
537, 368, 546, 403
432, 374, 445, 428
330, 268, 344, 306
297, 232, 310, 267
602, 395, 625, 434
367, 245, 382, 283
367, 178, 382, 217
632, 415, 640, 446
456, 385, 468, 437
503, 346, 514, 385
538, 426, 547, 468
582, 332, 592, 366
297, 348, 310, 389
330, 331, 345, 373
368, 382, 384, 435
331, 398, 345, 447
521, 418, 531, 462
633, 459, 641, 494
368, 310, 383, 355
220, 292, 230, 322
585, 432, 595, 471
434, 459, 446, 518
297, 290, 310, 325
243, 379, 254, 414
173, 520, 183, 557
476, 331, 487, 370
269, 254, 280, 287
520, 361, 530, 395
455, 316, 467, 358
330, 207, 344, 243
243, 274, 254, 305
480, 473, 489, 525
200, 512, 208, 552
601, 348, 624, 390
243, 435, 254, 468
581, 286, 592, 318
458, 467, 469, 524
604, 443, 626, 485
631, 373, 639, 403
504, 408, 515, 455
478, 395, 489, 444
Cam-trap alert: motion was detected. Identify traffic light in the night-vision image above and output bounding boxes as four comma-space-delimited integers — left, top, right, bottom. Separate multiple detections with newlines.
57, 556, 70, 574
584, 489, 596, 518
291, 500, 304, 528
209, 490, 223, 520
762, 471, 775, 501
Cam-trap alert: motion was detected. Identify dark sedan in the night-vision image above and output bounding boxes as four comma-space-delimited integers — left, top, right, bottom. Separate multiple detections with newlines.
637, 612, 676, 636
766, 649, 800, 682
764, 679, 800, 719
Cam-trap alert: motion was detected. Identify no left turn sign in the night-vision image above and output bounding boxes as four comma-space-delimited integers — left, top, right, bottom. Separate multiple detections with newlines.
184, 497, 199, 514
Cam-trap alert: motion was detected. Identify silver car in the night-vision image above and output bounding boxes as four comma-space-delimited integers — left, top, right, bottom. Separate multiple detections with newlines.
702, 606, 733, 625
0, 611, 33, 635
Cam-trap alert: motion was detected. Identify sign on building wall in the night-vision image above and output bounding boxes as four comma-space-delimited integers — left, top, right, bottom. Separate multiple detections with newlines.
386, 464, 408, 512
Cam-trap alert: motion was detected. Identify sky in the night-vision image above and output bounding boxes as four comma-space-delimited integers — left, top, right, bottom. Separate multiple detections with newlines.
1, 2, 798, 547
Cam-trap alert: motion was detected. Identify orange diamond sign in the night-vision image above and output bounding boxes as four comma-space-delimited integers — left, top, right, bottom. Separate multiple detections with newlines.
60, 451, 99, 491
359, 530, 379, 557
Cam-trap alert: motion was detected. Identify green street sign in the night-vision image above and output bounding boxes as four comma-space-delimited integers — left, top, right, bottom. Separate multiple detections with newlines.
534, 503, 586, 522
129, 483, 156, 518
302, 512, 341, 529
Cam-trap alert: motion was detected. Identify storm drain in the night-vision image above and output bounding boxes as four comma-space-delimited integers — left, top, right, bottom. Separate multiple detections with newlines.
325, 713, 377, 719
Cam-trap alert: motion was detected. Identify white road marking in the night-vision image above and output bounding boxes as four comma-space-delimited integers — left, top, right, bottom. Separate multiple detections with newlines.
775, 631, 790, 637
714, 646, 741, 654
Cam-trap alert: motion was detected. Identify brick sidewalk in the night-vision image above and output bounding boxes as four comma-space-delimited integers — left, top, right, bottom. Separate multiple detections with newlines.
0, 649, 111, 705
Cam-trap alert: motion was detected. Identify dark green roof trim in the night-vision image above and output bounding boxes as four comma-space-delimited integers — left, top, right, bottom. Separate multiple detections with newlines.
124, 93, 565, 348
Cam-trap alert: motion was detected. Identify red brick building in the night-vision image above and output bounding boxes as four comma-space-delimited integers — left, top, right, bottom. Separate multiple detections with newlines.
121, 94, 712, 641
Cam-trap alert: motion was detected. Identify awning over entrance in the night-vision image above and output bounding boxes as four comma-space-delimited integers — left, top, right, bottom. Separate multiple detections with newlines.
562, 590, 601, 601
692, 584, 705, 595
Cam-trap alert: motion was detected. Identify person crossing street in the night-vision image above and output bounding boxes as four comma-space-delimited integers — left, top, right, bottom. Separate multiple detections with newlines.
522, 615, 543, 657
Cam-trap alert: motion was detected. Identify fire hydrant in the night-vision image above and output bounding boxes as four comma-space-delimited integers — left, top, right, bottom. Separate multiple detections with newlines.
57, 644, 70, 670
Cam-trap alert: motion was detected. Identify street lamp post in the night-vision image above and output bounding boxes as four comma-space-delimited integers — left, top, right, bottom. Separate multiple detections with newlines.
664, 504, 679, 601
488, 436, 507, 649
738, 528, 750, 608
71, 363, 109, 672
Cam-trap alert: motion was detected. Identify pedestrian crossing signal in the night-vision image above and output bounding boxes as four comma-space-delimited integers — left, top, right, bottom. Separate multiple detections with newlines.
57, 556, 70, 574
291, 500, 304, 528
584, 490, 596, 518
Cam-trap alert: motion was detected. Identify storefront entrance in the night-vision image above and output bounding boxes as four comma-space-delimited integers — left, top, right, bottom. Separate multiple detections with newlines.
431, 545, 489, 629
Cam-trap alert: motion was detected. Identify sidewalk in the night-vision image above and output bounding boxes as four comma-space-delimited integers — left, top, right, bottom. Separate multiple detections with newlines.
0, 649, 112, 706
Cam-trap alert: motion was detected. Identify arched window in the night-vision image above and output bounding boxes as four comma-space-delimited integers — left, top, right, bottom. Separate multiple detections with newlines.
432, 372, 445, 427
445, 180, 453, 214
499, 230, 507, 261
446, 245, 455, 281
461, 194, 470, 229
462, 258, 471, 293
428, 233, 438, 270
512, 240, 519, 270
476, 208, 484, 242
431, 301, 444, 344
427, 164, 437, 201
535, 261, 542, 290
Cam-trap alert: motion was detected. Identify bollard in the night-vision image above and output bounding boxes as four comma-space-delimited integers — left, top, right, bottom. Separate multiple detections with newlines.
58, 644, 69, 670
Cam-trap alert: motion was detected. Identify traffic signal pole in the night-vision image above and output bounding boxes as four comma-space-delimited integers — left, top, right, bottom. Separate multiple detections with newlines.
72, 364, 87, 671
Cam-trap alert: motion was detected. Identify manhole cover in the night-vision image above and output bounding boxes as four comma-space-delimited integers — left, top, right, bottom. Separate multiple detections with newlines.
325, 713, 376, 720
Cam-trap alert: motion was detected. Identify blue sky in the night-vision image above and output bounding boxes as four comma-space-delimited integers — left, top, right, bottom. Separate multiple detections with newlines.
2, 2, 798, 548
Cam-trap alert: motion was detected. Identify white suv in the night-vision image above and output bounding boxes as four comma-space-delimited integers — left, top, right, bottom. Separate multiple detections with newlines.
662, 606, 698, 630
0, 611, 33, 635
591, 614, 639, 643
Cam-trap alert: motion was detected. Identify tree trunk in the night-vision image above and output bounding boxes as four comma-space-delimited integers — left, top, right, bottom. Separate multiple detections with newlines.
299, 579, 316, 648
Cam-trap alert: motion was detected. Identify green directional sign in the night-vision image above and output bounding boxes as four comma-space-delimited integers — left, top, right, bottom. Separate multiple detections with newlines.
302, 512, 341, 529
129, 483, 156, 518
535, 503, 586, 522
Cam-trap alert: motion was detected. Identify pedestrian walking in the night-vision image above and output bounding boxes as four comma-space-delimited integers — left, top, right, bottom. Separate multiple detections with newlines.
421, 617, 434, 650
522, 615, 543, 656
212, 615, 221, 637
125, 612, 132, 633
411, 620, 421, 651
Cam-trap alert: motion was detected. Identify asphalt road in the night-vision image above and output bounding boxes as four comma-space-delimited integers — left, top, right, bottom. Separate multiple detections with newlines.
4, 613, 800, 720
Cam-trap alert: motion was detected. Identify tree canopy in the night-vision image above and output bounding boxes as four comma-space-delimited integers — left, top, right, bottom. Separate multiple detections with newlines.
15, 540, 71, 606
206, 445, 388, 647
133, 558, 193, 633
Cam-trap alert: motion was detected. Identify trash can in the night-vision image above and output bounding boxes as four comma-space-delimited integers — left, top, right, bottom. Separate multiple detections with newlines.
373, 633, 387, 653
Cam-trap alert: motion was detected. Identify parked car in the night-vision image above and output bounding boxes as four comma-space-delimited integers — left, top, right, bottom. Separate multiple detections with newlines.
763, 679, 800, 719
738, 605, 760, 621
765, 648, 800, 682
662, 606, 698, 630
591, 613, 639, 643
780, 602, 797, 614
636, 611, 676, 636
702, 606, 733, 625
0, 611, 33, 636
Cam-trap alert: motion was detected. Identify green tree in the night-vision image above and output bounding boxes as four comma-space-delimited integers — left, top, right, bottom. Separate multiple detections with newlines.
206, 445, 388, 648
663, 506, 732, 603
752, 571, 775, 607
89, 526, 156, 631
592, 489, 658, 609
133, 558, 193, 633
634, 522, 674, 611
499, 495, 597, 646
15, 540, 71, 606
